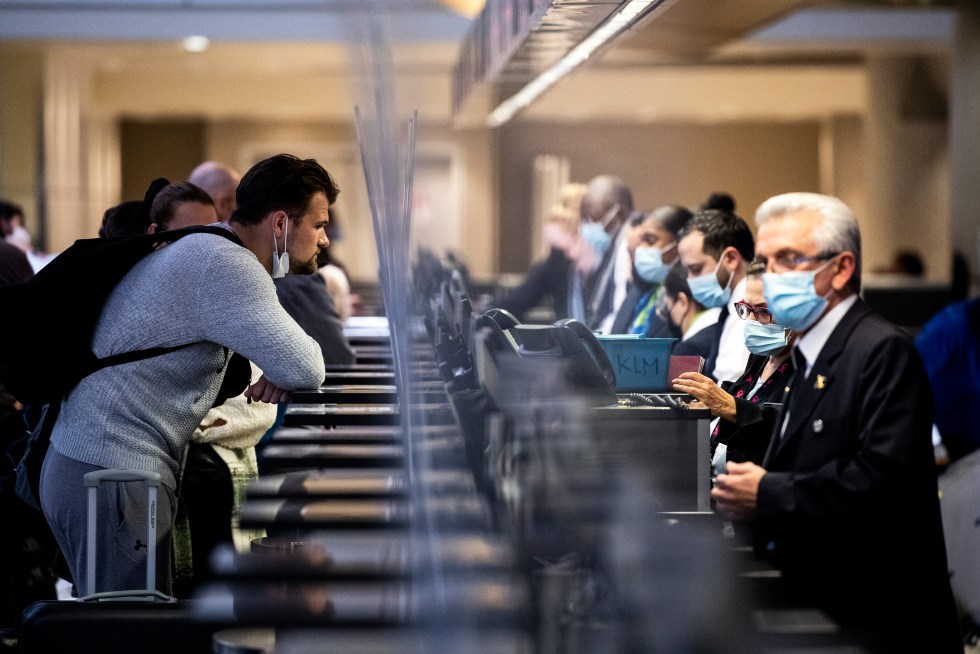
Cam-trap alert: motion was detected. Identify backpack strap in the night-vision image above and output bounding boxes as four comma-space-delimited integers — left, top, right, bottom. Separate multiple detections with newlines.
85, 225, 246, 374
88, 343, 195, 373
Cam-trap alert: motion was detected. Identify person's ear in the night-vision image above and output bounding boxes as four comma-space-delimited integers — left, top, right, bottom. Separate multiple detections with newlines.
677, 291, 691, 316
272, 210, 288, 234
830, 252, 857, 292
147, 223, 159, 234
720, 246, 739, 271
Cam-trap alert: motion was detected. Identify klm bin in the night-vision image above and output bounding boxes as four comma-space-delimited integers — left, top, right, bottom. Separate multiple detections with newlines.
596, 335, 676, 392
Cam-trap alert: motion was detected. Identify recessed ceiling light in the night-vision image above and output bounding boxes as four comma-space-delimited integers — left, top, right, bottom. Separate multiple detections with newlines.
181, 35, 210, 53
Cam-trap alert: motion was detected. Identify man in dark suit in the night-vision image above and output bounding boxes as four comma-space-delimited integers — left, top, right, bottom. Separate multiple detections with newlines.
711, 192, 961, 653
579, 175, 633, 332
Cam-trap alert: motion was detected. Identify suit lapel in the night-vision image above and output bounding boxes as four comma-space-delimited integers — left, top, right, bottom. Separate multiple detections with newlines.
770, 300, 872, 460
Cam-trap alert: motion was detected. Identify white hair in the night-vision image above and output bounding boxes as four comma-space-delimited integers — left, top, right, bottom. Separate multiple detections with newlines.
755, 192, 862, 291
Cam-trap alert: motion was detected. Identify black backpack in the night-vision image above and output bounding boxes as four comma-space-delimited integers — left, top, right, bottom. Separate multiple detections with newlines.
0, 225, 244, 407
0, 225, 247, 509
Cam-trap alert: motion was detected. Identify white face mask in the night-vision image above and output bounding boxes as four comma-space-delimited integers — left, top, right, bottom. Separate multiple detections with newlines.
272, 218, 290, 279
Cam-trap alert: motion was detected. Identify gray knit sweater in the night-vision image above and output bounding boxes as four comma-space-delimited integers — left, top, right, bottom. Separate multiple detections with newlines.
50, 231, 325, 489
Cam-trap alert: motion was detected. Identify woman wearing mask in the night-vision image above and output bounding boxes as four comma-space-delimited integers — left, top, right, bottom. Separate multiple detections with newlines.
609, 205, 693, 336
659, 262, 720, 359
670, 260, 796, 474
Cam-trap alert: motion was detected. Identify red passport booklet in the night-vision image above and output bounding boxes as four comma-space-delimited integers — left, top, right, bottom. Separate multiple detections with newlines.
667, 355, 705, 389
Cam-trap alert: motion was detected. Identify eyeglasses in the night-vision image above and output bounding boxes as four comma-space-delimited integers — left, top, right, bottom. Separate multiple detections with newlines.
766, 252, 840, 274
734, 301, 774, 324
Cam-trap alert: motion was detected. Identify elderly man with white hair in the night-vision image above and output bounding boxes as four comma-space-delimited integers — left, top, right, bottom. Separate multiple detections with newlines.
711, 192, 961, 653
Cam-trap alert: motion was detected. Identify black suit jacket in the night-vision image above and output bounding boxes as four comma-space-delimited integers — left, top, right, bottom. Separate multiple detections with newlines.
671, 322, 717, 360
700, 305, 728, 383
498, 247, 573, 322
274, 274, 356, 367
754, 299, 960, 652
609, 280, 674, 338
584, 223, 626, 330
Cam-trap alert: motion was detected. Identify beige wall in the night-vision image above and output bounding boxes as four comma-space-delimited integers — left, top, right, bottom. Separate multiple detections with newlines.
120, 119, 205, 201
0, 41, 964, 291
0, 45, 43, 239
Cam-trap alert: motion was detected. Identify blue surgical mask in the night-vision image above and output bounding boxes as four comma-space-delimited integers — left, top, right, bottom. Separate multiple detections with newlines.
580, 202, 620, 258
581, 222, 612, 258
272, 219, 290, 279
634, 242, 675, 284
763, 258, 836, 331
688, 257, 733, 308
743, 320, 789, 356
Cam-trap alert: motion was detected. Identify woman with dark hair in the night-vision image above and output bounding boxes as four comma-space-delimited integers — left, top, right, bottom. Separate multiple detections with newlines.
609, 204, 693, 336
670, 260, 797, 473
658, 261, 719, 358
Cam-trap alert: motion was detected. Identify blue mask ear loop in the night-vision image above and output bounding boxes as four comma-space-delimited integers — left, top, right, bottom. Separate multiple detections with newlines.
813, 254, 838, 299
714, 249, 735, 296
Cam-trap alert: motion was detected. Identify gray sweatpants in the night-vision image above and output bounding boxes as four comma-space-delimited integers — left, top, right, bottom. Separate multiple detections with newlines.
40, 447, 176, 596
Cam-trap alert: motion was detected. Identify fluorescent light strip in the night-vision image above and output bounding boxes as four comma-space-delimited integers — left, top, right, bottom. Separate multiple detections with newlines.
486, 0, 655, 128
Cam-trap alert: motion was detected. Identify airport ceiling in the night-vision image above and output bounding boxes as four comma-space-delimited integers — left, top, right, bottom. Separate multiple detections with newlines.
0, 0, 956, 124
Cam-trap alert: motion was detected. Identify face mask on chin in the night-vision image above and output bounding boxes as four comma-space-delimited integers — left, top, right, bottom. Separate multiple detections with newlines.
687, 255, 733, 308
272, 218, 290, 279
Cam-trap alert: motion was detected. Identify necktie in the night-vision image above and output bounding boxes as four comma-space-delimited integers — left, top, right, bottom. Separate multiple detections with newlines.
778, 347, 808, 440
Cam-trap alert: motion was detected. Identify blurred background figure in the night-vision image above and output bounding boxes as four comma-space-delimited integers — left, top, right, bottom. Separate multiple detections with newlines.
497, 182, 592, 323
1, 199, 56, 272
188, 160, 241, 222
579, 175, 634, 332
700, 191, 736, 213
872, 248, 925, 277
915, 295, 980, 465
315, 207, 357, 322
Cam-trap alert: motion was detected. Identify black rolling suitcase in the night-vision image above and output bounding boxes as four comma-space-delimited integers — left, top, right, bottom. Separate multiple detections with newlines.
18, 469, 217, 654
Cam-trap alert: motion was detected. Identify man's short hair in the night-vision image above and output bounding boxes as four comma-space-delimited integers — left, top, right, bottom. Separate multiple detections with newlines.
150, 182, 214, 231
755, 192, 862, 292
231, 154, 340, 226
679, 208, 754, 263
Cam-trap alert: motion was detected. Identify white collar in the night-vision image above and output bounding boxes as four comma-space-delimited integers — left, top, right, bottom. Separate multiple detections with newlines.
796, 293, 858, 374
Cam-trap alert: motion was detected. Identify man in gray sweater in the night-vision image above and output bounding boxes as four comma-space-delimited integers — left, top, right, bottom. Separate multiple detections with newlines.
40, 153, 336, 596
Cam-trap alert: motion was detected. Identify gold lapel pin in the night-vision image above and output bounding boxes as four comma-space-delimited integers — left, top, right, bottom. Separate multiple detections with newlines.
814, 374, 827, 390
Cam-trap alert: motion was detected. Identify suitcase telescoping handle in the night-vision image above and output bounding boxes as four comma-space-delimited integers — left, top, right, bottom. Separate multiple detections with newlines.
83, 469, 161, 600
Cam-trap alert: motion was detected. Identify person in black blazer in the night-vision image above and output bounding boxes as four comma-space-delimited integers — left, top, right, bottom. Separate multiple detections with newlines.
579, 175, 634, 331
711, 192, 962, 653
498, 183, 592, 322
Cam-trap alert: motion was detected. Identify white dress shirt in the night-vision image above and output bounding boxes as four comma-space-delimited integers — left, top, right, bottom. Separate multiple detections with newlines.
711, 277, 750, 384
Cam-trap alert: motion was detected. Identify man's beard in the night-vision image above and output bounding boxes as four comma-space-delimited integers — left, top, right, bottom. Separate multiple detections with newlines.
290, 253, 319, 275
